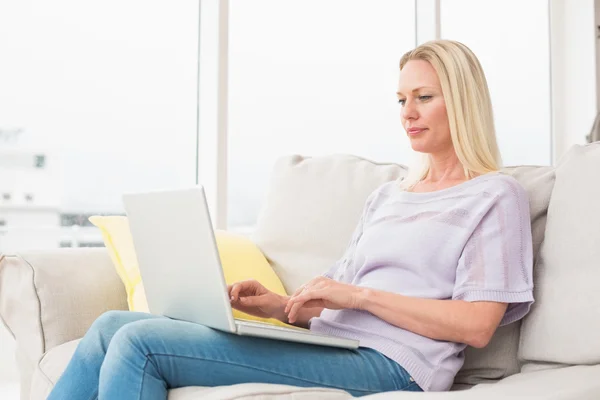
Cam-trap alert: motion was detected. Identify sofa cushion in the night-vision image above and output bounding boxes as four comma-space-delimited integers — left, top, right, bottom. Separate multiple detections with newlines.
0, 249, 127, 364
519, 142, 600, 365
169, 384, 352, 400
30, 339, 80, 400
362, 365, 600, 399
252, 154, 409, 294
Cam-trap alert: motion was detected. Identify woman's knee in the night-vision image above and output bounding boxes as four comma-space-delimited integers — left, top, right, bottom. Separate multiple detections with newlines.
107, 318, 178, 349
102, 319, 175, 369
89, 310, 133, 334
104, 318, 208, 362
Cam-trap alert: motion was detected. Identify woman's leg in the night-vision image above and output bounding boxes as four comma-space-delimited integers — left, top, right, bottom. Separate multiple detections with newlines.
48, 310, 163, 400
98, 318, 422, 400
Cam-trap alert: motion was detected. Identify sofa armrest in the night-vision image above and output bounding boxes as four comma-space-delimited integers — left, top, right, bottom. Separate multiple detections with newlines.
0, 248, 127, 364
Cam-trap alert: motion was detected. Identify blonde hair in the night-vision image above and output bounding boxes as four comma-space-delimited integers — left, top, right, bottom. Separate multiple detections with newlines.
398, 40, 502, 189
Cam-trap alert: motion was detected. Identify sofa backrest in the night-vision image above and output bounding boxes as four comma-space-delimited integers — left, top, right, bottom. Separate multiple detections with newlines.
252, 154, 408, 293
519, 142, 600, 368
252, 153, 556, 386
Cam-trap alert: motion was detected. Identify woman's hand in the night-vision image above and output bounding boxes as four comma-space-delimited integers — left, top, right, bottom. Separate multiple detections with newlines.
228, 280, 287, 321
284, 277, 366, 324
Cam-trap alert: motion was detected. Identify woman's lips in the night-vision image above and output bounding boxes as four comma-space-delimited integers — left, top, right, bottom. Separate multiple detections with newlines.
407, 128, 427, 135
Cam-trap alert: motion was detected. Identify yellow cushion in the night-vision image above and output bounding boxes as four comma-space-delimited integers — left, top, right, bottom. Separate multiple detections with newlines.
89, 216, 290, 327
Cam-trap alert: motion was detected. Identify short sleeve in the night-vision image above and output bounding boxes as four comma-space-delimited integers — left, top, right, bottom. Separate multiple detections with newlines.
322, 183, 387, 282
452, 180, 535, 326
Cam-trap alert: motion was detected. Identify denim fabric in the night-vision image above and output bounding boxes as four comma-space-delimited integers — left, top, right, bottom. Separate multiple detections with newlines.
48, 311, 422, 399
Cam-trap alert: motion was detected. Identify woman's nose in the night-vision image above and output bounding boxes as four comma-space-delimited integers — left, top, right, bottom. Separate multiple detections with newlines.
401, 99, 418, 120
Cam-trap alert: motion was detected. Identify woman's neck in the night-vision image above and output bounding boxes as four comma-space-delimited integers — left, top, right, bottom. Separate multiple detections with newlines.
424, 152, 467, 183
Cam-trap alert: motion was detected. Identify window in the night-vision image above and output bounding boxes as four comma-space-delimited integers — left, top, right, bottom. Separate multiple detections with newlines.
440, 0, 552, 166
227, 0, 416, 230
0, 0, 199, 252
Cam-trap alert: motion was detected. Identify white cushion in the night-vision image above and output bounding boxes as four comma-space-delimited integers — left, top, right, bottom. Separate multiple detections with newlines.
169, 384, 352, 400
519, 142, 600, 365
362, 365, 600, 399
252, 154, 408, 294
30, 340, 80, 400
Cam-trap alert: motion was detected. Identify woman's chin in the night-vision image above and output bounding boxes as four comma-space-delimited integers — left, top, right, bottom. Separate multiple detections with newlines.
409, 139, 430, 153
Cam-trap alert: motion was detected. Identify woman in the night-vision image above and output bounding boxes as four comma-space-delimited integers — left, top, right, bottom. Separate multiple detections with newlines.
48, 39, 534, 399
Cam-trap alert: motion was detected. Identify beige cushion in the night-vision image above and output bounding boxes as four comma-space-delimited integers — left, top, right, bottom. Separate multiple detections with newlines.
252, 154, 408, 293
0, 249, 127, 359
520, 143, 600, 365
30, 340, 80, 400
362, 365, 600, 399
0, 248, 128, 400
169, 385, 352, 400
455, 165, 555, 385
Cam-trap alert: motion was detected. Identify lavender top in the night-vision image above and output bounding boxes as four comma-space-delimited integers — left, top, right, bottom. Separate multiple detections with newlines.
309, 173, 534, 392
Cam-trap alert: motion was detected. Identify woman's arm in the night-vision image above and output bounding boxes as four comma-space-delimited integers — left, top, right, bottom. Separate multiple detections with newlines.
358, 288, 507, 348
285, 277, 507, 348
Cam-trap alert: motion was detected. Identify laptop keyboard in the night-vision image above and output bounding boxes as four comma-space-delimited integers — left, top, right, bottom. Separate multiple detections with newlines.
234, 319, 310, 333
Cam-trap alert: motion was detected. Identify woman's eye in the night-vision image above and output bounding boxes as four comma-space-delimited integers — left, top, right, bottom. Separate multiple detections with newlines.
419, 95, 432, 101
398, 99, 406, 106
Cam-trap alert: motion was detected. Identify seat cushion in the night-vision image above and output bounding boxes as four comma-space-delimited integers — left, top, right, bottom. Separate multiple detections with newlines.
169, 384, 352, 400
361, 365, 600, 399
30, 339, 80, 400
520, 142, 600, 365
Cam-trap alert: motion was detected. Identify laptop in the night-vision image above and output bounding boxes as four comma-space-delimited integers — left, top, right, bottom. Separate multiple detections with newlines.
122, 185, 359, 349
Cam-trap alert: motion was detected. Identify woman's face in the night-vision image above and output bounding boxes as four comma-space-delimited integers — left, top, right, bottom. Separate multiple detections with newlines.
397, 60, 452, 155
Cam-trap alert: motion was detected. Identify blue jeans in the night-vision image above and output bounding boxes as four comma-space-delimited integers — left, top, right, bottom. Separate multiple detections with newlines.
48, 311, 422, 399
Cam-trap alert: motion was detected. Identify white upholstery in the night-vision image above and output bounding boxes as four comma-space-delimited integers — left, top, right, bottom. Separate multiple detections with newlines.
519, 142, 600, 365
30, 340, 80, 400
251, 154, 408, 293
364, 365, 600, 400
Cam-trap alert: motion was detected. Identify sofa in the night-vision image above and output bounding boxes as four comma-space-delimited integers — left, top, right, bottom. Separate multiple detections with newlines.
1, 143, 600, 400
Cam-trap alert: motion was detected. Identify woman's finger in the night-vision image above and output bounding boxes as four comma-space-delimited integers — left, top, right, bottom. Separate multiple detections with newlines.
239, 294, 263, 306
229, 283, 242, 301
291, 276, 325, 297
288, 282, 326, 303
291, 285, 305, 299
287, 298, 306, 323
286, 280, 329, 313
287, 289, 327, 322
